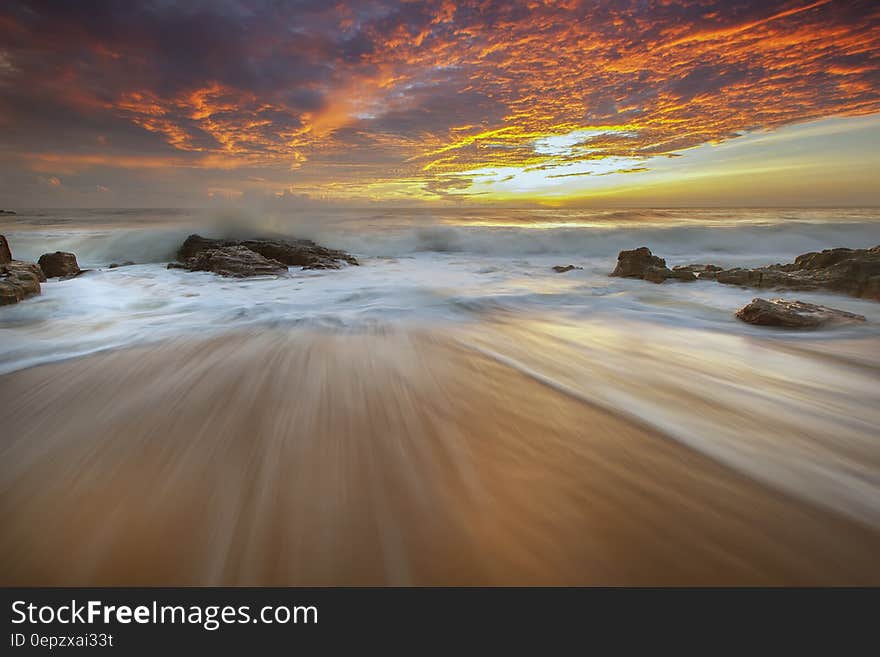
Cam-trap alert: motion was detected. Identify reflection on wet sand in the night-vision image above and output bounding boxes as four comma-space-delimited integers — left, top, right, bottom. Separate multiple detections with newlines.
0, 328, 878, 585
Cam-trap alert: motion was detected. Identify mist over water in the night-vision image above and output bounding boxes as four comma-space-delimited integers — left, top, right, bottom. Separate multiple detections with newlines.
2, 206, 880, 545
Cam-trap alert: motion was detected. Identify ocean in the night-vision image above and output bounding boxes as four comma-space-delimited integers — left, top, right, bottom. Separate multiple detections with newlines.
2, 207, 880, 537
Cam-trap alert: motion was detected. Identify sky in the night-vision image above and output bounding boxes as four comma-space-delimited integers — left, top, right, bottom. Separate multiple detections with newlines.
0, 0, 878, 208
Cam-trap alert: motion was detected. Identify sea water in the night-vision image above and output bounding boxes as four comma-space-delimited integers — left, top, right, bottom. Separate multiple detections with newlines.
2, 207, 879, 527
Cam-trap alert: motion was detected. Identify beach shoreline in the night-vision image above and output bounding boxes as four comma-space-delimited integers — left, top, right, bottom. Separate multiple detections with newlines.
2, 328, 878, 585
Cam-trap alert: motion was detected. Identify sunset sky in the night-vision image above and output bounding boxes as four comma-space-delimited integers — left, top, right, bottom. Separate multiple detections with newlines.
1, 0, 878, 208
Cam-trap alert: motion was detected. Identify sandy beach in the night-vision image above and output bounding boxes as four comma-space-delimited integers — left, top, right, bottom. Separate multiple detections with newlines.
1, 328, 878, 586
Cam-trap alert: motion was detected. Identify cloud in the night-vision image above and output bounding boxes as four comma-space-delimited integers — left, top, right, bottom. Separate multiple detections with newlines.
0, 0, 878, 203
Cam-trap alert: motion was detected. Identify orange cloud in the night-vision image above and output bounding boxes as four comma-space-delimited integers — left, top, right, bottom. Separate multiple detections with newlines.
1, 1, 877, 201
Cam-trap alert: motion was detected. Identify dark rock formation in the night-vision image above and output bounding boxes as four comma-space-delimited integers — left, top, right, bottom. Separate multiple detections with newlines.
0, 235, 11, 264
0, 263, 42, 305
0, 235, 43, 305
613, 245, 880, 299
174, 246, 289, 278
0, 210, 16, 215
177, 234, 236, 261
714, 246, 880, 300
176, 234, 358, 270
611, 247, 665, 278
108, 261, 135, 269
552, 264, 583, 273
38, 251, 81, 279
736, 298, 867, 329
610, 247, 695, 283
241, 239, 358, 269
672, 264, 723, 279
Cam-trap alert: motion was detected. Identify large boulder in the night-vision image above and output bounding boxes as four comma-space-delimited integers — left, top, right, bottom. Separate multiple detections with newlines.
610, 247, 695, 283
172, 246, 288, 278
38, 251, 81, 278
176, 234, 358, 270
552, 264, 582, 273
735, 298, 866, 329
611, 247, 666, 278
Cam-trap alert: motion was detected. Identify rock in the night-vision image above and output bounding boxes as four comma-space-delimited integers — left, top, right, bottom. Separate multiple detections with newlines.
176, 246, 288, 278
0, 235, 11, 264
714, 268, 756, 286
715, 245, 880, 300
241, 239, 358, 269
176, 234, 358, 270
643, 266, 670, 283
11, 260, 45, 282
0, 210, 16, 216
793, 247, 860, 270
552, 264, 582, 273
667, 268, 697, 282
610, 247, 694, 283
612, 245, 880, 299
177, 235, 236, 261
0, 235, 45, 304
108, 261, 135, 269
735, 298, 866, 329
610, 247, 666, 278
673, 264, 723, 279
38, 251, 81, 278
0, 261, 43, 305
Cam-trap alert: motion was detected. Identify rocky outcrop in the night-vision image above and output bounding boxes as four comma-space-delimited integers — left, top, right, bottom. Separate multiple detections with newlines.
171, 246, 288, 278
108, 261, 135, 269
714, 246, 880, 300
552, 264, 582, 273
38, 251, 81, 278
177, 234, 358, 270
0, 210, 16, 216
736, 298, 866, 329
612, 245, 880, 299
0, 235, 43, 305
610, 247, 696, 283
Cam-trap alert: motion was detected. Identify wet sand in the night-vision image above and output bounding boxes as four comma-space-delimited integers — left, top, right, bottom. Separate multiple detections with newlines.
0, 329, 878, 585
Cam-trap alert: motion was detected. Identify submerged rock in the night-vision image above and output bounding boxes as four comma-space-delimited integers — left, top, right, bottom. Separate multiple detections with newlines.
175, 246, 288, 278
552, 264, 583, 273
38, 251, 81, 279
176, 234, 358, 270
0, 210, 16, 216
108, 261, 135, 269
610, 247, 695, 283
0, 235, 43, 305
735, 298, 866, 329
